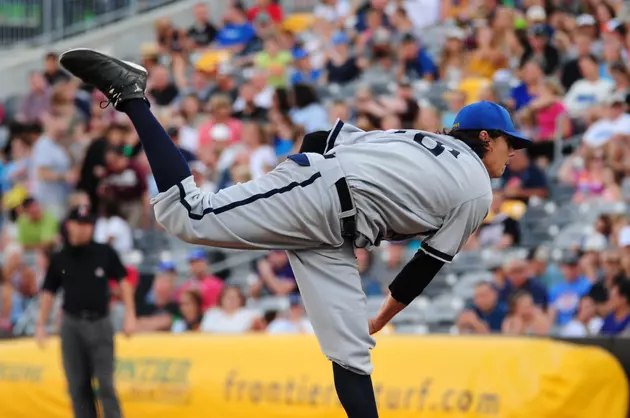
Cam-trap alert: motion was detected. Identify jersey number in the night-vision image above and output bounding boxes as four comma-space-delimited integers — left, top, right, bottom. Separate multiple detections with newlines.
394, 131, 460, 158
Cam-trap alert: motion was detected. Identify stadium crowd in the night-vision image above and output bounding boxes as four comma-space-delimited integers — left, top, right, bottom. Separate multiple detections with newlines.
0, 0, 630, 340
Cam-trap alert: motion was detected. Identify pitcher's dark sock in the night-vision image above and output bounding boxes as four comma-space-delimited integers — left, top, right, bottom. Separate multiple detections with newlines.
119, 99, 191, 192
333, 362, 379, 418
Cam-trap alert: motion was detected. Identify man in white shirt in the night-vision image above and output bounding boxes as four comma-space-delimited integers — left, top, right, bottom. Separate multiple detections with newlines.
583, 93, 630, 148
564, 54, 614, 117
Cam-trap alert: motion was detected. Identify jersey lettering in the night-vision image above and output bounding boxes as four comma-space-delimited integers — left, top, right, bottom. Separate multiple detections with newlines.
394, 131, 460, 159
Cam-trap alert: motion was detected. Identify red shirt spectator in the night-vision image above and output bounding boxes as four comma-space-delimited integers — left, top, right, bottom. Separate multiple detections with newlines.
176, 249, 224, 311
247, 0, 283, 24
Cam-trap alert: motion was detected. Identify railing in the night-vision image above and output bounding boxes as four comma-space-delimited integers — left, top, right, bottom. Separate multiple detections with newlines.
0, 0, 180, 47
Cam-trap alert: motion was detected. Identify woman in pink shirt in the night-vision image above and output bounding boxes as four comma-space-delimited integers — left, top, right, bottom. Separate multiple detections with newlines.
176, 249, 224, 311
197, 94, 243, 151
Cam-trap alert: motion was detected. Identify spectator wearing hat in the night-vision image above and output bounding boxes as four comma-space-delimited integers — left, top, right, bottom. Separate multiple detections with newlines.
399, 33, 437, 82
98, 145, 147, 229
247, 0, 283, 24
176, 249, 224, 311
564, 54, 615, 117
249, 250, 297, 298
548, 254, 594, 327
599, 279, 630, 335
254, 36, 292, 88
136, 261, 180, 332
456, 282, 507, 334
501, 151, 549, 202
37, 204, 135, 418
187, 2, 218, 49
290, 48, 322, 85
267, 295, 315, 334
215, 3, 256, 50
16, 197, 59, 251
325, 31, 363, 85
498, 258, 548, 310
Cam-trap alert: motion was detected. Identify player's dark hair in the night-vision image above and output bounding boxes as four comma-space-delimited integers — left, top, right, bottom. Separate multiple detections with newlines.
440, 129, 504, 159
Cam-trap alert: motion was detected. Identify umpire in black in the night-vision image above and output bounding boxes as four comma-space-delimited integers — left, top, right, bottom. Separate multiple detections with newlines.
36, 205, 136, 418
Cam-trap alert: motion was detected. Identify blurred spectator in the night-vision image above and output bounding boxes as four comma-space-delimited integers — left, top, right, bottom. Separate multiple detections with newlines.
98, 145, 147, 228
559, 146, 620, 204
325, 31, 363, 85
520, 24, 560, 75
43, 52, 69, 86
466, 190, 521, 250
528, 245, 565, 288
232, 82, 269, 122
187, 2, 218, 49
254, 36, 292, 88
510, 59, 545, 112
442, 90, 466, 129
501, 151, 549, 202
148, 65, 179, 107
237, 122, 277, 179
0, 245, 37, 329
200, 285, 263, 333
199, 94, 243, 148
356, 248, 385, 296
561, 32, 595, 91
290, 49, 322, 86
498, 258, 548, 309
560, 295, 604, 337
16, 198, 58, 251
215, 3, 256, 50
589, 249, 625, 314
154, 17, 185, 56
399, 33, 437, 82
247, 0, 283, 24
172, 290, 204, 333
314, 0, 351, 24
249, 250, 296, 298
564, 54, 614, 117
501, 291, 552, 336
137, 262, 179, 332
266, 295, 314, 334
176, 249, 224, 310
31, 116, 75, 219
456, 282, 507, 334
599, 279, 630, 335
548, 254, 593, 327
16, 72, 51, 124
166, 126, 197, 162
2, 136, 32, 194
582, 93, 630, 149
93, 199, 133, 255
468, 26, 507, 80
289, 84, 329, 133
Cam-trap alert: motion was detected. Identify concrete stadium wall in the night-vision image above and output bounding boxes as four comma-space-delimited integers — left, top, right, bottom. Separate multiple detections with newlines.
0, 0, 229, 99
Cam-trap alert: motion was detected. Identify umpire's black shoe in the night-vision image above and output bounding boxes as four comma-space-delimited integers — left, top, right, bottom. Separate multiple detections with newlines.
59, 48, 148, 110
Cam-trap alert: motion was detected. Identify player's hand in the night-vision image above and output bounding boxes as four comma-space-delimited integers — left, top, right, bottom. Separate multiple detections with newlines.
35, 324, 47, 349
123, 314, 136, 338
368, 318, 384, 335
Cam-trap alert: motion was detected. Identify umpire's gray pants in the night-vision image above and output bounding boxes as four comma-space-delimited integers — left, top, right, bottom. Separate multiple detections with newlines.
152, 153, 376, 374
61, 314, 122, 418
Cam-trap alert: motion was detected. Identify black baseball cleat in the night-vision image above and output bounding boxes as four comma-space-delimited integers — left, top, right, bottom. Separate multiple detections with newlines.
58, 48, 148, 110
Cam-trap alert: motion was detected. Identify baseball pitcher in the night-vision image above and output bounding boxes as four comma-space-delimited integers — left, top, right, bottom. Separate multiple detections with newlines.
59, 49, 531, 418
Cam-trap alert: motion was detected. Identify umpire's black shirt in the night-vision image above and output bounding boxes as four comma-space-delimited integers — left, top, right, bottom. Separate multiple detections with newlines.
42, 242, 127, 317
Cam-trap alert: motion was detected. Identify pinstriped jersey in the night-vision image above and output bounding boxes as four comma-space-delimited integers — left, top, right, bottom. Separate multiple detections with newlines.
329, 120, 492, 263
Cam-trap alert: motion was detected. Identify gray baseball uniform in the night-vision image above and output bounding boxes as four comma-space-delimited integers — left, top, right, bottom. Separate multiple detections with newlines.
151, 119, 492, 375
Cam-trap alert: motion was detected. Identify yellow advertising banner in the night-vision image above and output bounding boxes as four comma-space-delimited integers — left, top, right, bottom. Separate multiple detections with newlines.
0, 335, 627, 418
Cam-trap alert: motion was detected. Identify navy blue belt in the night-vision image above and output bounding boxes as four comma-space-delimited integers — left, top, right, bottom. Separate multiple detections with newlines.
288, 153, 356, 240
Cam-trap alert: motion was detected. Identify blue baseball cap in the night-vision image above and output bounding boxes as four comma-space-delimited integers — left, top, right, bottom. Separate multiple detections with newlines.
157, 260, 176, 272
331, 31, 350, 46
292, 48, 309, 60
188, 249, 207, 262
452, 101, 531, 149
